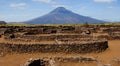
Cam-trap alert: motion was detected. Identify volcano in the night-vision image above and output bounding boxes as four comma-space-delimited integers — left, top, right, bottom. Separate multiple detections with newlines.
24, 7, 105, 24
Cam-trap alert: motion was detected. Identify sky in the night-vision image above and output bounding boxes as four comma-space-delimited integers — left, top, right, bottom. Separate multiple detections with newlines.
0, 0, 120, 22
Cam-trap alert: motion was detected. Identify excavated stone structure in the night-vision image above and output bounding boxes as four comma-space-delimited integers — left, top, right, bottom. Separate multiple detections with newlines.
0, 25, 110, 55
24, 56, 97, 66
2, 25, 120, 66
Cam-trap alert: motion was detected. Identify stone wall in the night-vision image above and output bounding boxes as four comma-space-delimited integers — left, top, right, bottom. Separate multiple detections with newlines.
0, 41, 108, 55
6, 33, 120, 41
1, 26, 120, 40
9, 34, 92, 42
97, 35, 120, 40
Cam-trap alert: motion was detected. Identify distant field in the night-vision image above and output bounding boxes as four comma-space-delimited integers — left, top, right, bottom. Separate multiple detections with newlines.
4, 23, 120, 27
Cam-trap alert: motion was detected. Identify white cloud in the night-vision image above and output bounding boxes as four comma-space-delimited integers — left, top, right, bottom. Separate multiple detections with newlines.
107, 6, 119, 9
32, 0, 52, 3
51, 2, 65, 7
108, 6, 114, 9
10, 3, 27, 9
94, 0, 117, 3
80, 6, 87, 11
52, 4, 68, 8
32, 0, 68, 8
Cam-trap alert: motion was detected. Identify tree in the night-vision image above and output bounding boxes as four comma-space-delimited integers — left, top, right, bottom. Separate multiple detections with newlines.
83, 22, 89, 28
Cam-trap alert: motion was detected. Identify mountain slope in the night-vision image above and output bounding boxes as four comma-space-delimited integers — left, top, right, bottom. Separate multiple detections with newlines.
24, 7, 105, 24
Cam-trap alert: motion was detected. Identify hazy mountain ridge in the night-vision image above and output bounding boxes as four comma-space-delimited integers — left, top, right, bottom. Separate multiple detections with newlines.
0, 21, 7, 24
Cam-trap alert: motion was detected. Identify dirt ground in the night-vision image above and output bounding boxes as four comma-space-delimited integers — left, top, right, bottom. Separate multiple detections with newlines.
0, 40, 120, 66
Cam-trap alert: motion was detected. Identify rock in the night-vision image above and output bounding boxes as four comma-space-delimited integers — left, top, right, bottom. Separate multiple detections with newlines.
103, 64, 111, 66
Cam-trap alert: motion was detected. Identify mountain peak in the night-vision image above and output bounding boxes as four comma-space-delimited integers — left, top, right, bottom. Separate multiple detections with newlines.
50, 7, 72, 14
56, 7, 66, 10
24, 7, 105, 24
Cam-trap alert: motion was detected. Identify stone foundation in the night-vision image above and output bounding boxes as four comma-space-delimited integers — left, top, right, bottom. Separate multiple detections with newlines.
0, 41, 108, 55
24, 56, 97, 66
24, 57, 120, 66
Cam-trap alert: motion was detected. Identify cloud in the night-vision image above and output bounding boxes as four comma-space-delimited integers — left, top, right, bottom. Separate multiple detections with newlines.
94, 0, 117, 3
108, 6, 114, 9
32, 0, 52, 3
51, 2, 67, 8
80, 6, 87, 11
52, 4, 68, 8
107, 6, 119, 9
32, 0, 68, 8
10, 3, 27, 9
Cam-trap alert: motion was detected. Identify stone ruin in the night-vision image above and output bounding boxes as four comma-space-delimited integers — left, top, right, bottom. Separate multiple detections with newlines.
0, 40, 108, 55
0, 25, 120, 41
0, 25, 120, 66
23, 57, 120, 66
0, 25, 111, 55
23, 56, 97, 66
